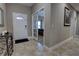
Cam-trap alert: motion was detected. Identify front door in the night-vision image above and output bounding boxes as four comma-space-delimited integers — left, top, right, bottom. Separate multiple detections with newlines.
13, 12, 28, 40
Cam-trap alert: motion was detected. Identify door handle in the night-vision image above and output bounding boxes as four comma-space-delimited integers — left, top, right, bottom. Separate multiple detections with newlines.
25, 25, 27, 28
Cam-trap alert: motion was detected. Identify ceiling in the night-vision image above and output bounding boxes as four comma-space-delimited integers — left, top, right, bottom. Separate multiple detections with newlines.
19, 3, 34, 7
70, 3, 79, 11
20, 3, 79, 11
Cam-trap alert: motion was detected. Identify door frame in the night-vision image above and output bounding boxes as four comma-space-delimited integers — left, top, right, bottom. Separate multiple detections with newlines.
32, 13, 38, 40
32, 7, 45, 45
12, 12, 28, 40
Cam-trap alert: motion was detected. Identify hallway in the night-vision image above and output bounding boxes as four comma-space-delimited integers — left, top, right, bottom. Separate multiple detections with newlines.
0, 3, 79, 56
12, 37, 79, 56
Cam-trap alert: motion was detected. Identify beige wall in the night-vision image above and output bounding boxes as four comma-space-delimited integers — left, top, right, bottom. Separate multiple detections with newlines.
50, 3, 77, 47
6, 3, 32, 36
0, 3, 7, 33
32, 3, 77, 47
70, 10, 77, 37
76, 12, 79, 35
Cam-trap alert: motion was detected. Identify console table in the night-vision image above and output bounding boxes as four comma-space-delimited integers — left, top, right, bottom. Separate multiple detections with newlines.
0, 33, 13, 56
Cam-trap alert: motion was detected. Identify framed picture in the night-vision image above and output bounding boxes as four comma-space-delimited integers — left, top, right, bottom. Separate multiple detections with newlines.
64, 7, 71, 26
0, 8, 4, 27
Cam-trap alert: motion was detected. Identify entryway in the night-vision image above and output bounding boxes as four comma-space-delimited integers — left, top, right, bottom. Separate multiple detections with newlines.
13, 12, 28, 42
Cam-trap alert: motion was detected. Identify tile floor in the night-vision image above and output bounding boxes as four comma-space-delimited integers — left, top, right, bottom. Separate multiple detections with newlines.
12, 38, 79, 56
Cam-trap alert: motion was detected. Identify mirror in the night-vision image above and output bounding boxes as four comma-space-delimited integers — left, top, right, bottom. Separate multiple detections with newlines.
0, 8, 4, 27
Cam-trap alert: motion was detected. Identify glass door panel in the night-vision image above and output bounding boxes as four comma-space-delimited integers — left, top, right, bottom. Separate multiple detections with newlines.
32, 13, 38, 39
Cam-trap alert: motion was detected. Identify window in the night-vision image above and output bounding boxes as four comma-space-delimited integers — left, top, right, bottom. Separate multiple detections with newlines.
16, 16, 23, 20
37, 21, 41, 29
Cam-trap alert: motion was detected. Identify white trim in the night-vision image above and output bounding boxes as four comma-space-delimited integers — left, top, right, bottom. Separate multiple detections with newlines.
27, 36, 34, 40
43, 7, 45, 46
49, 36, 73, 50
32, 6, 45, 15
43, 45, 49, 50
32, 14, 34, 37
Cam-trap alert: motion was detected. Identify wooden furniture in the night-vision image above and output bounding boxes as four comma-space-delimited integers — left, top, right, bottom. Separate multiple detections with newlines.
0, 35, 7, 56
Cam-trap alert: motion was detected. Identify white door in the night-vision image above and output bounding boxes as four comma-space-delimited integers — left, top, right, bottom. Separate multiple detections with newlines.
32, 13, 38, 40
13, 12, 28, 40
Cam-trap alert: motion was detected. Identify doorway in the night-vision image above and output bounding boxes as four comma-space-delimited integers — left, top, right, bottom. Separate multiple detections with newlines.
13, 12, 28, 41
32, 8, 45, 45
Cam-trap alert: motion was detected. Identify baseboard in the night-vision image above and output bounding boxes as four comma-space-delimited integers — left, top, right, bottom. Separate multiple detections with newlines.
74, 35, 79, 38
49, 36, 73, 50
27, 36, 34, 40
43, 45, 49, 50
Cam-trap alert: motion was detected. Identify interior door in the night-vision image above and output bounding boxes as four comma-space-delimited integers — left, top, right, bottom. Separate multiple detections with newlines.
32, 13, 38, 40
13, 12, 28, 40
